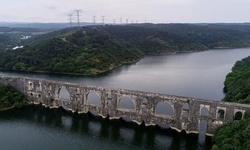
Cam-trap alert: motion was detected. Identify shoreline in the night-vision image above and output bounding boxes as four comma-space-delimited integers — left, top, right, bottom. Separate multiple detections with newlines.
0, 46, 249, 76
0, 58, 142, 77
0, 106, 15, 112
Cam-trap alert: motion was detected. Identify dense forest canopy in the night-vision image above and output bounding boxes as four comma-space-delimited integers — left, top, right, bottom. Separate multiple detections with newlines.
98, 25, 208, 54
223, 55, 250, 104
212, 113, 250, 150
212, 54, 250, 149
0, 27, 144, 75
133, 23, 250, 49
0, 84, 27, 109
1, 24, 250, 75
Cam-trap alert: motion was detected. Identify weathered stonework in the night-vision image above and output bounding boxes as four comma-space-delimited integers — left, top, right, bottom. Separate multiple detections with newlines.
1, 75, 250, 135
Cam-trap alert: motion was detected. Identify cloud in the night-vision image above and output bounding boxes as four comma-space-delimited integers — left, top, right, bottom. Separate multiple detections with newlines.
0, 0, 250, 23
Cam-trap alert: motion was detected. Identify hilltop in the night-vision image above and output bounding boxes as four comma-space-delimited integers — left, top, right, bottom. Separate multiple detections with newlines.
0, 27, 144, 75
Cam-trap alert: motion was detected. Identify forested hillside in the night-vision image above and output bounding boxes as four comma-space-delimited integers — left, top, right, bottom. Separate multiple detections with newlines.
212, 55, 250, 149
1, 24, 250, 75
0, 34, 12, 50
135, 24, 250, 49
0, 84, 27, 109
223, 55, 250, 104
0, 27, 144, 75
99, 25, 208, 54
212, 113, 250, 150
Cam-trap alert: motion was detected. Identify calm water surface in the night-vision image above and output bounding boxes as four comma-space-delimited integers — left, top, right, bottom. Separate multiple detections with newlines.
1, 48, 250, 150
0, 105, 212, 150
1, 48, 250, 100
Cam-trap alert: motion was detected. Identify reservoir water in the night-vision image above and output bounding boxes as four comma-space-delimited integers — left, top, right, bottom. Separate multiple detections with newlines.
1, 48, 250, 149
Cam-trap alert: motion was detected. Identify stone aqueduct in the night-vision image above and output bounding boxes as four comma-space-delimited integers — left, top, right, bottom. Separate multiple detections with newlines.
1, 76, 250, 135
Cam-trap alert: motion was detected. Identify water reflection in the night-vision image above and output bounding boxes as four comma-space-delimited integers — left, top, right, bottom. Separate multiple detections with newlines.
0, 105, 212, 150
1, 48, 250, 101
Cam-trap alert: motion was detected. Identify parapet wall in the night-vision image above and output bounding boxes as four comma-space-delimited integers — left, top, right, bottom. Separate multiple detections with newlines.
1, 76, 250, 135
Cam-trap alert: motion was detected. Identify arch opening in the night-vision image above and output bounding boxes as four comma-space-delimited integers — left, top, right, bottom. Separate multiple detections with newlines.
39, 83, 42, 91
87, 92, 101, 105
182, 103, 190, 110
76, 88, 80, 94
201, 107, 208, 117
29, 82, 33, 89
234, 111, 243, 120
108, 93, 112, 99
119, 97, 134, 110
59, 87, 70, 101
142, 98, 148, 105
155, 101, 174, 116
89, 110, 99, 116
120, 116, 132, 122
217, 109, 225, 119
156, 122, 170, 129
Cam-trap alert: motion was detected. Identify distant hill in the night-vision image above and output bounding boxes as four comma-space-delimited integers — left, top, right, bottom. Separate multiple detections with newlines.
134, 23, 250, 49
0, 22, 94, 29
0, 27, 144, 75
1, 24, 250, 75
98, 25, 208, 54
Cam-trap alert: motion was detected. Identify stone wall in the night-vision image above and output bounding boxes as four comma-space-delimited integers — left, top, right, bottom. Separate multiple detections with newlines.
1, 75, 250, 135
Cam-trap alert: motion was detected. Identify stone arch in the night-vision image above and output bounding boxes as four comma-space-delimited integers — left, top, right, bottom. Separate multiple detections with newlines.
87, 91, 101, 105
155, 101, 174, 116
217, 109, 225, 119
59, 86, 70, 101
200, 107, 208, 117
119, 96, 135, 110
234, 111, 243, 120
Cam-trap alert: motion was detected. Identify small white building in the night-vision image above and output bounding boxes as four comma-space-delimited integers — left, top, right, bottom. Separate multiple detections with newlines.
21, 35, 31, 40
12, 46, 24, 50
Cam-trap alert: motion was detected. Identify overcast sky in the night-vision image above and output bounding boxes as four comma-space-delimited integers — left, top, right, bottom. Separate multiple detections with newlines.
1, 0, 250, 23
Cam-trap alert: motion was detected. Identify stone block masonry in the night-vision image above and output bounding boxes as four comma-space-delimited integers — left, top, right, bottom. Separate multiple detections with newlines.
1, 75, 250, 135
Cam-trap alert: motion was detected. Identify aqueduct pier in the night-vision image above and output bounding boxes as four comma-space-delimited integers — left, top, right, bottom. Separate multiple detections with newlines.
1, 76, 250, 135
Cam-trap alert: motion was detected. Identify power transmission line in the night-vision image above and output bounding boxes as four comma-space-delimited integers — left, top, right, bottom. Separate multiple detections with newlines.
68, 14, 73, 27
75, 10, 81, 26
101, 16, 105, 25
93, 16, 96, 24
120, 17, 122, 24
